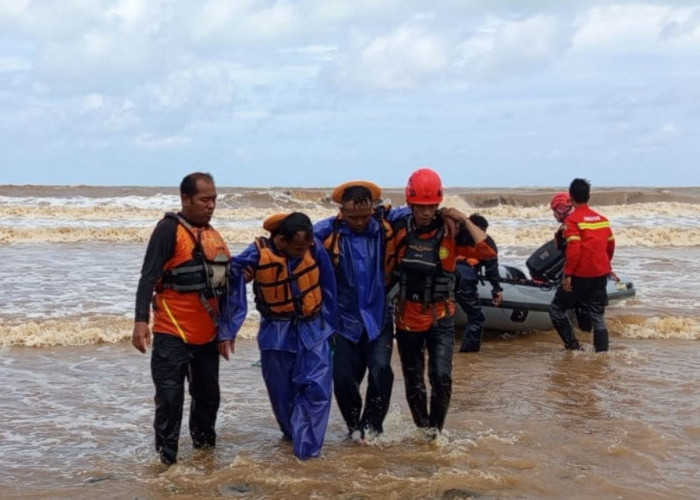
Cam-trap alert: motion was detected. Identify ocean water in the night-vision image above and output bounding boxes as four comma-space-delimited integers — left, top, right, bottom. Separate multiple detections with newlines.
1, 185, 699, 499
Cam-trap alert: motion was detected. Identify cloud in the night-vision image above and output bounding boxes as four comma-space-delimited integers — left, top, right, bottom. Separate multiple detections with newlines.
149, 64, 236, 109
454, 14, 570, 80
332, 22, 448, 90
134, 133, 191, 149
572, 5, 700, 54
190, 0, 304, 45
1, 1, 699, 186
79, 94, 140, 132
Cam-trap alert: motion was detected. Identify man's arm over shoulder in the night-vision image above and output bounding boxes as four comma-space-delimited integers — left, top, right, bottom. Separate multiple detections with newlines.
217, 242, 259, 342
382, 204, 410, 223
313, 216, 337, 242
456, 230, 496, 261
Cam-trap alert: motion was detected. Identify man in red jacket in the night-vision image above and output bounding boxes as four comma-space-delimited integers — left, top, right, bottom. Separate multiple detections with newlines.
549, 178, 615, 352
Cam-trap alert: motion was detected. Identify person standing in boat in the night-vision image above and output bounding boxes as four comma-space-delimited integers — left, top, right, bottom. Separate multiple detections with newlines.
548, 178, 616, 352
218, 212, 337, 460
388, 168, 495, 437
314, 181, 407, 442
455, 213, 502, 353
132, 172, 230, 466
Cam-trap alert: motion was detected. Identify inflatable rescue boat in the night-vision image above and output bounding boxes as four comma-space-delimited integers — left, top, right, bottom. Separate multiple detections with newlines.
456, 240, 637, 331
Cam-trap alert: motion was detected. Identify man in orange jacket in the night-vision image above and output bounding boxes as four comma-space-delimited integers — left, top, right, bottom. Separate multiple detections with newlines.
132, 172, 230, 465
389, 168, 496, 436
549, 178, 615, 352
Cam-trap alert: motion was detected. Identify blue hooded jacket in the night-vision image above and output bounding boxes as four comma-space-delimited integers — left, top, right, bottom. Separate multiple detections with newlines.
314, 206, 408, 343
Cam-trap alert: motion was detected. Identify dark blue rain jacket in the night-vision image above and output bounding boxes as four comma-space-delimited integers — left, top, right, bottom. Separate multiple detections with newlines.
314, 206, 409, 343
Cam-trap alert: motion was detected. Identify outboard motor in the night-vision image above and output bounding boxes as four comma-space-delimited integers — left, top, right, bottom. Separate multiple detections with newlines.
526, 239, 564, 282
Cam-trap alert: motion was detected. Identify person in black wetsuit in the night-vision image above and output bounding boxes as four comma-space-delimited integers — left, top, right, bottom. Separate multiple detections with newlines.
132, 172, 230, 466
455, 213, 502, 353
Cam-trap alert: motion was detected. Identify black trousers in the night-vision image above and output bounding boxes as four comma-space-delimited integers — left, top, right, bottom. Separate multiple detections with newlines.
549, 276, 609, 352
396, 316, 455, 431
151, 333, 220, 463
455, 263, 485, 352
332, 322, 394, 435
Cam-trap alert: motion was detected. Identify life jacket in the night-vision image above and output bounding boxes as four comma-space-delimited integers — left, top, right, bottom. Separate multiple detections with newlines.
392, 216, 455, 305
159, 213, 230, 300
153, 213, 231, 344
322, 205, 396, 285
253, 237, 323, 320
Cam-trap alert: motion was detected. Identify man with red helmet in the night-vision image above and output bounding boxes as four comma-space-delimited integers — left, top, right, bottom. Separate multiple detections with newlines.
387, 168, 496, 437
550, 192, 574, 249
548, 178, 616, 352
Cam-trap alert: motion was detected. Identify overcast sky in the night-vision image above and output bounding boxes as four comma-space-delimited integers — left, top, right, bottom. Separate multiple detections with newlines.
1, 1, 699, 187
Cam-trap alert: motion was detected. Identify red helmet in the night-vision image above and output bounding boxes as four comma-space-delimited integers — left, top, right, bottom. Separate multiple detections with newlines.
405, 168, 443, 205
550, 192, 571, 210
550, 192, 572, 222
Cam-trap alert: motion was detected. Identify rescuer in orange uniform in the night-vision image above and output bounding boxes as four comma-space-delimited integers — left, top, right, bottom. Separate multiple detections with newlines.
132, 172, 230, 466
389, 168, 496, 436
549, 178, 616, 352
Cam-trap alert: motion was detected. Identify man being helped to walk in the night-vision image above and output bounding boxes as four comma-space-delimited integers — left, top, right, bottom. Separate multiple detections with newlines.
549, 178, 616, 352
314, 181, 407, 441
132, 172, 230, 466
389, 168, 496, 436
218, 212, 337, 460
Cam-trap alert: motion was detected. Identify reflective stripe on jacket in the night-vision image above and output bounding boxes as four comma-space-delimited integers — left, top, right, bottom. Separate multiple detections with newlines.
563, 204, 615, 277
152, 219, 230, 344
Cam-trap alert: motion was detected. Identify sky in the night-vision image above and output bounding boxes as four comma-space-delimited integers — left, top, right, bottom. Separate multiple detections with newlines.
1, 1, 699, 188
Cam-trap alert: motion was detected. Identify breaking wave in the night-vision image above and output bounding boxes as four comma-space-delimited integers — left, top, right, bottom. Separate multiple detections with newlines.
1, 223, 698, 247
0, 316, 261, 347
2, 313, 697, 347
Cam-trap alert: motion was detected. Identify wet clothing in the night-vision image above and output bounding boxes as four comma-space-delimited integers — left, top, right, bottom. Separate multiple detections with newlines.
550, 276, 609, 352
396, 317, 455, 430
331, 324, 394, 435
135, 213, 229, 463
219, 237, 337, 460
389, 214, 496, 431
456, 236, 501, 353
314, 206, 407, 435
151, 333, 220, 464
550, 204, 615, 352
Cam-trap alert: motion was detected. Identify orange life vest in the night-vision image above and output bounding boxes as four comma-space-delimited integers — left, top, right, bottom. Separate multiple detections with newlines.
253, 237, 323, 320
153, 214, 230, 344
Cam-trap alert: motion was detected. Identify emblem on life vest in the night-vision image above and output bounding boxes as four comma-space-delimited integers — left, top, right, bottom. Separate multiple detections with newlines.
439, 246, 449, 259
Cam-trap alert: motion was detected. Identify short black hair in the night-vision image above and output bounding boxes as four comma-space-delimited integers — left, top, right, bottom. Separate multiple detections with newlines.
569, 178, 591, 204
341, 185, 373, 205
181, 172, 214, 197
276, 212, 313, 242
469, 213, 488, 231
